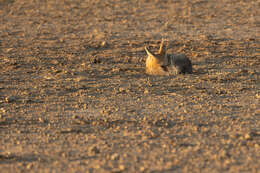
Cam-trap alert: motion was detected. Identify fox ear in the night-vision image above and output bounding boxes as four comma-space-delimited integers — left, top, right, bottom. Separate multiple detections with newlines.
145, 46, 156, 58
158, 39, 167, 55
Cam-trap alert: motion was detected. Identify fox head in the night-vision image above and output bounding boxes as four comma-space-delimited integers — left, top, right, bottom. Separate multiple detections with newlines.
145, 40, 168, 75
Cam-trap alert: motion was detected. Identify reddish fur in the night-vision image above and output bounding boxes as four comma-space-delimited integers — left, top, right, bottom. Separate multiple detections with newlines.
145, 40, 168, 75
146, 56, 166, 75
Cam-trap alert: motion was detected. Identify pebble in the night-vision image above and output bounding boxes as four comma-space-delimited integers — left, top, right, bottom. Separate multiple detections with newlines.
88, 146, 100, 156
111, 153, 120, 160
5, 96, 18, 103
144, 88, 149, 94
0, 108, 6, 113
244, 133, 252, 140
101, 41, 107, 47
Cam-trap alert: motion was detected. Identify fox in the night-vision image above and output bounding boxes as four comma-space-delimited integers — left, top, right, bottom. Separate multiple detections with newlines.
145, 40, 192, 75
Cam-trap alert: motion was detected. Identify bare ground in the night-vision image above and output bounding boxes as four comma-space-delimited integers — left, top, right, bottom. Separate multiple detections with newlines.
0, 0, 260, 172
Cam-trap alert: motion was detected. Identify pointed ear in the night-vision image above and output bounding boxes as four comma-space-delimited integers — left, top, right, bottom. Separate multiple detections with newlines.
158, 39, 167, 55
145, 47, 156, 57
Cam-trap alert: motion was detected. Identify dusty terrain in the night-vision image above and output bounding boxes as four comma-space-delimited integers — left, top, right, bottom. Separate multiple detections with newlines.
0, 0, 259, 172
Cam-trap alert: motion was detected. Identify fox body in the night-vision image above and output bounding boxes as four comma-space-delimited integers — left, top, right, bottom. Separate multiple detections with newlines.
145, 40, 192, 75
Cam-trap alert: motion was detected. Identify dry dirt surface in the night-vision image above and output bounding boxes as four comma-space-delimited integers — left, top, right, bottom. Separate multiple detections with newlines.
0, 0, 260, 172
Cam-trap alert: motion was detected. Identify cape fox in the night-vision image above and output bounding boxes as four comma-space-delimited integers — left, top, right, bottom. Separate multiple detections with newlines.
145, 40, 192, 75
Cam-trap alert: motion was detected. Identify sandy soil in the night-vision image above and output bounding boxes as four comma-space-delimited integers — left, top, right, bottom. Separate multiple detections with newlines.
0, 0, 259, 172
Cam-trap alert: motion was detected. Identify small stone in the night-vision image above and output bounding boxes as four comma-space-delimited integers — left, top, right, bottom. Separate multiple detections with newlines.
5, 96, 18, 103
88, 146, 100, 156
72, 115, 78, 119
112, 165, 125, 172
94, 164, 100, 169
244, 133, 252, 140
92, 58, 101, 64
0, 108, 6, 113
101, 41, 107, 47
119, 87, 125, 92
140, 166, 145, 171
111, 153, 120, 160
119, 165, 125, 170
61, 152, 66, 157
112, 67, 121, 72
26, 163, 32, 169
38, 117, 45, 123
